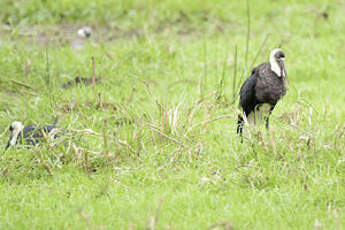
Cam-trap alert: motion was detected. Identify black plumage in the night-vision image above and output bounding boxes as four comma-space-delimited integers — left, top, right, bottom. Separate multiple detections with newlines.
18, 123, 58, 145
5, 117, 60, 150
237, 49, 287, 136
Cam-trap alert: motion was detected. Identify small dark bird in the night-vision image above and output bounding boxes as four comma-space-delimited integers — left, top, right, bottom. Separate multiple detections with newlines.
5, 117, 60, 151
62, 76, 101, 89
237, 48, 288, 137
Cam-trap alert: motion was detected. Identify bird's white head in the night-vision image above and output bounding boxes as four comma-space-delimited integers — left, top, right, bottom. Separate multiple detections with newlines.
5, 121, 24, 150
270, 48, 288, 79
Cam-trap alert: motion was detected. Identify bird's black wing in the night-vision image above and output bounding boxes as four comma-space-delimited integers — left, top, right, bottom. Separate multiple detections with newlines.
22, 125, 37, 138
237, 70, 258, 135
42, 117, 59, 137
239, 70, 258, 116
24, 126, 48, 145
20, 125, 39, 145
25, 117, 59, 143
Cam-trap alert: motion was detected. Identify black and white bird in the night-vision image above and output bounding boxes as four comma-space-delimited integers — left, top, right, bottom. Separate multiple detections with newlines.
77, 26, 92, 38
5, 117, 60, 151
237, 48, 288, 136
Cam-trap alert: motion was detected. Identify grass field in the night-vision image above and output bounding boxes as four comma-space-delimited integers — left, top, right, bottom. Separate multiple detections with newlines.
1, 0, 345, 229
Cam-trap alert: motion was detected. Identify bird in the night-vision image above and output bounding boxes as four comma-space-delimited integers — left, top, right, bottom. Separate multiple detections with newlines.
5, 117, 60, 151
237, 48, 288, 137
77, 26, 92, 38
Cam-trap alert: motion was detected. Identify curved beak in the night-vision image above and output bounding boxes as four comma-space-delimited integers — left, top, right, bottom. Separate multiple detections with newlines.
4, 141, 10, 151
280, 60, 288, 80
4, 135, 12, 151
5, 133, 15, 152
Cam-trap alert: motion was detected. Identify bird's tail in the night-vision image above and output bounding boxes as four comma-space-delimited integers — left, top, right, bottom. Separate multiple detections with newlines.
53, 116, 59, 127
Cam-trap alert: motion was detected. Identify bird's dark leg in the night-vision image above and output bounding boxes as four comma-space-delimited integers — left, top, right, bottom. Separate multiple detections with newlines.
265, 106, 275, 131
237, 115, 244, 135
265, 116, 270, 130
253, 111, 256, 125
254, 104, 262, 125
237, 114, 245, 143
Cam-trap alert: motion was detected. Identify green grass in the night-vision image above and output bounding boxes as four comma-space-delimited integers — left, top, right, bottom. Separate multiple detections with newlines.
1, 0, 345, 229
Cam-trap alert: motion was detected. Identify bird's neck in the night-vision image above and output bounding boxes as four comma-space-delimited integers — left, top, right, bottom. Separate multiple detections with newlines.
270, 57, 282, 77
10, 132, 20, 146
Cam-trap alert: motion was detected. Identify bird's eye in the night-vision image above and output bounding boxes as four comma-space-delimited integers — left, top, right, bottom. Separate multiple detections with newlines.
9, 126, 13, 131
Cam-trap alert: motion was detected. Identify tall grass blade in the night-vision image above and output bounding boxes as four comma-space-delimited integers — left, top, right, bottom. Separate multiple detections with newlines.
231, 45, 238, 104
245, 0, 251, 70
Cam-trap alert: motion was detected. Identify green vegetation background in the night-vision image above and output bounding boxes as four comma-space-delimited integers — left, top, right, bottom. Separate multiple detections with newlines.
0, 0, 345, 229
